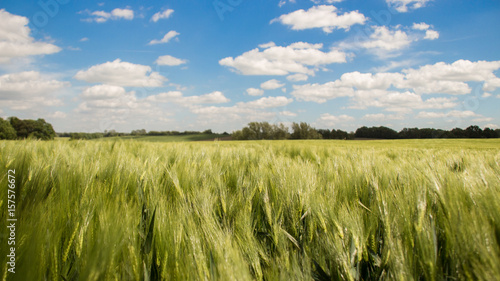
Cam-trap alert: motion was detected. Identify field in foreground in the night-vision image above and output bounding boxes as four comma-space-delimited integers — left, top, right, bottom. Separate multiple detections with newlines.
1, 139, 500, 280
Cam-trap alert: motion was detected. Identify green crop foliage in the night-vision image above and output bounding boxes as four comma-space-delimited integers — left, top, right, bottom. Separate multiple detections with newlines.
1, 139, 499, 280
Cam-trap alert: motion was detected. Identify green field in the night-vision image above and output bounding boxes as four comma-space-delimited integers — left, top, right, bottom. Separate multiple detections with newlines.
1, 139, 500, 280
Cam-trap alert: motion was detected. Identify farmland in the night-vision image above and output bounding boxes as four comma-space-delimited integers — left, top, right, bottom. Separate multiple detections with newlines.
1, 139, 500, 280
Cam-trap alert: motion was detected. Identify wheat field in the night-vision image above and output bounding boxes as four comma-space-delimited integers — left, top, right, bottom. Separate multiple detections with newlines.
1, 139, 500, 280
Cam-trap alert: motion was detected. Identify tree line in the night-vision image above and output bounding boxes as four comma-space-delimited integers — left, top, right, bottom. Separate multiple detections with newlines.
232, 122, 500, 140
2, 117, 498, 141
62, 129, 226, 140
0, 117, 56, 140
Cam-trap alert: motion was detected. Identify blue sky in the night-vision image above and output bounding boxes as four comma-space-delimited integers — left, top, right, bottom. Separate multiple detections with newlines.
1, 0, 499, 133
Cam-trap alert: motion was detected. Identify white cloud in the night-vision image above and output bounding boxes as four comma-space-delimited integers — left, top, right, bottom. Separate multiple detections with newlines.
0, 9, 61, 64
311, 0, 343, 3
361, 26, 412, 52
185, 91, 230, 104
386, 0, 433, 12
402, 60, 500, 94
416, 110, 478, 119
84, 8, 134, 23
337, 71, 405, 90
151, 9, 174, 22
317, 114, 355, 127
340, 24, 439, 58
424, 30, 439, 40
291, 60, 500, 107
48, 111, 67, 119
261, 79, 285, 90
363, 113, 404, 121
412, 22, 430, 30
80, 37, 89, 42
287, 73, 309, 82
219, 42, 346, 76
484, 124, 499, 129
280, 111, 298, 117
146, 91, 230, 105
74, 59, 167, 87
291, 82, 354, 103
0, 71, 68, 100
482, 93, 492, 98
0, 71, 68, 110
188, 96, 293, 127
350, 90, 458, 112
155, 55, 187, 66
259, 42, 276, 48
242, 96, 293, 108
473, 117, 494, 123
278, 0, 295, 7
111, 8, 134, 19
81, 84, 128, 99
485, 78, 500, 92
272, 5, 367, 33
246, 88, 264, 96
149, 31, 179, 45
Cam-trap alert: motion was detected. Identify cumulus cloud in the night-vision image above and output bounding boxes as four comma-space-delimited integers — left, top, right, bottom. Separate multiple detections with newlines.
148, 31, 179, 45
361, 26, 411, 51
48, 111, 67, 119
287, 73, 309, 82
74, 59, 167, 87
291, 60, 500, 113
272, 5, 367, 33
280, 111, 298, 117
188, 96, 293, 127
246, 88, 264, 96
386, 0, 433, 12
0, 71, 68, 100
424, 30, 439, 40
402, 60, 500, 94
219, 42, 346, 76
77, 85, 140, 112
340, 24, 439, 58
242, 96, 293, 108
0, 9, 61, 64
146, 91, 230, 105
317, 113, 355, 127
83, 8, 134, 23
416, 110, 479, 119
155, 55, 187, 66
151, 9, 174, 22
363, 113, 404, 121
259, 42, 276, 48
0, 71, 68, 110
412, 22, 430, 30
81, 84, 128, 99
412, 22, 439, 40
350, 90, 458, 112
291, 82, 354, 103
261, 79, 285, 90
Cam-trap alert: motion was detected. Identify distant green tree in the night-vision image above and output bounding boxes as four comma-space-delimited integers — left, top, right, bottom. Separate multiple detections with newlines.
8, 117, 56, 140
271, 123, 290, 140
0, 117, 17, 140
465, 125, 483, 138
483, 128, 497, 138
232, 122, 290, 140
290, 122, 321, 139
131, 129, 147, 135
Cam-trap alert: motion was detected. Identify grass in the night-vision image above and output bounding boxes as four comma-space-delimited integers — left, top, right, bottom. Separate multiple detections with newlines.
0, 139, 499, 280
